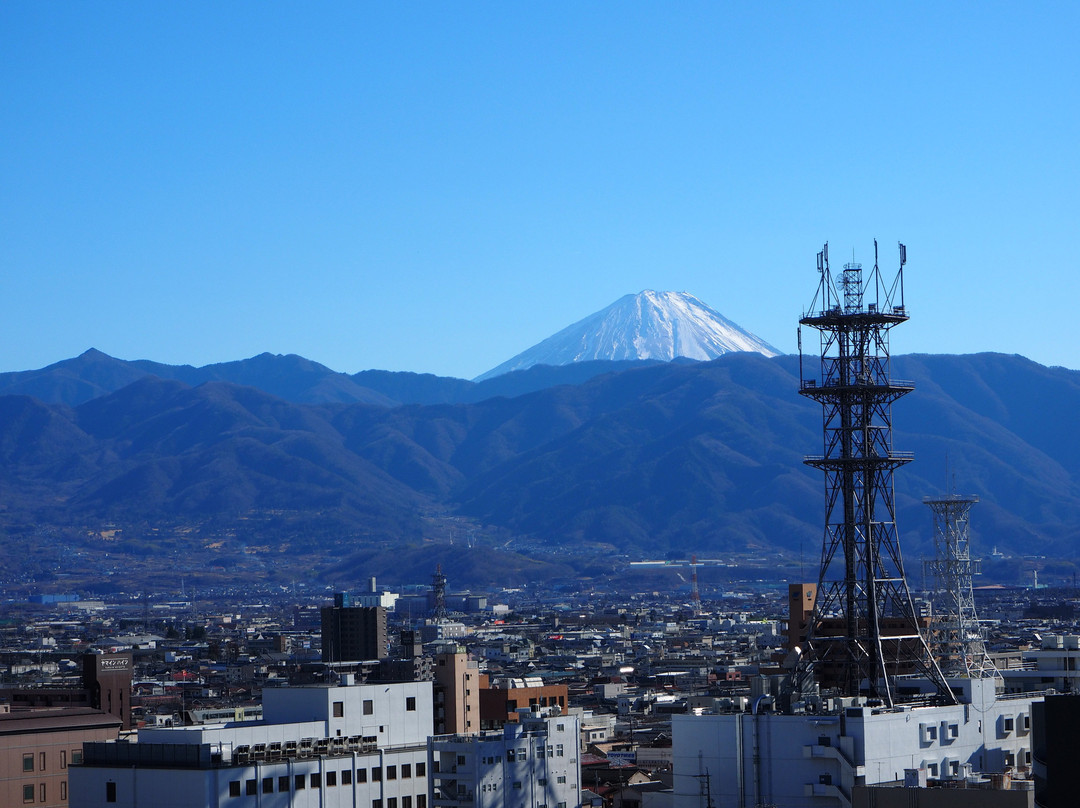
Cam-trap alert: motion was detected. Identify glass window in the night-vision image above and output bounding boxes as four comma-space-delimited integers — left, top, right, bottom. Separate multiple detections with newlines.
262, 778, 273, 794
279, 776, 290, 792
418, 796, 427, 808
72, 750, 83, 765
416, 762, 426, 776
402, 764, 412, 778
406, 696, 416, 711
230, 782, 241, 797
327, 771, 337, 786
296, 774, 306, 790
61, 781, 68, 801
23, 754, 34, 772
388, 799, 398, 808
334, 701, 344, 717
403, 797, 413, 808
342, 770, 352, 785
246, 780, 257, 796
373, 767, 382, 781
357, 768, 368, 783
40, 784, 47, 802
23, 785, 34, 804
61, 750, 68, 770
387, 765, 397, 780
311, 773, 321, 788
106, 782, 117, 803
363, 700, 374, 715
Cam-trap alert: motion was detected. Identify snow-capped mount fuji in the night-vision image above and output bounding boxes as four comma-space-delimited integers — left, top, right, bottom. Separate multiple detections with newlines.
475, 290, 780, 381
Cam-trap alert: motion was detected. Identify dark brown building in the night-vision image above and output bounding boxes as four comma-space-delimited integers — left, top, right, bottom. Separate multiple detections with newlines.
321, 594, 388, 662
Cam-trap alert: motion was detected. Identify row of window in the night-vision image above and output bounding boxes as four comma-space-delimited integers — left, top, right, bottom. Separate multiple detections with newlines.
22, 782, 66, 804
21, 749, 82, 773
333, 697, 418, 718
229, 764, 427, 797
228, 774, 428, 806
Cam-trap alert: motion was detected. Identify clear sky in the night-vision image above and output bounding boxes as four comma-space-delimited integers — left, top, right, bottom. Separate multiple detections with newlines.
2, 3, 1077, 379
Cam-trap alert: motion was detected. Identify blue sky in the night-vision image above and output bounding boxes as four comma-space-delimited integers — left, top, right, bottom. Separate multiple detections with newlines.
2, 3, 1077, 379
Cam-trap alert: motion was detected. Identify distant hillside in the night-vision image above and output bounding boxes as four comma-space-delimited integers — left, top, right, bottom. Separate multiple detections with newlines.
0, 349, 660, 408
0, 352, 1078, 589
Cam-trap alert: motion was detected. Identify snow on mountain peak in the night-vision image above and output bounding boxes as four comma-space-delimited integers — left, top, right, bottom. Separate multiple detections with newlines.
475, 290, 779, 381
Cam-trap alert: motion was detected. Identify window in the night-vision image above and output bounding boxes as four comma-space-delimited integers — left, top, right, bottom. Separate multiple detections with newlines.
1003, 717, 1015, 733
556, 744, 564, 757
23, 754, 34, 772
61, 750, 68, 769
40, 752, 46, 771
343, 770, 353, 785
363, 699, 374, 715
327, 771, 337, 787
373, 766, 382, 781
295, 775, 306, 790
374, 801, 383, 808
404, 797, 413, 808
263, 777, 274, 794
407, 696, 417, 711
23, 785, 34, 804
389, 799, 398, 808
557, 723, 565, 731
334, 701, 344, 717
310, 773, 321, 788
557, 803, 566, 808
507, 750, 516, 762
106, 781, 117, 802
279, 776, 290, 792
229, 781, 241, 797
514, 782, 523, 790
416, 762, 426, 776
357, 768, 368, 783
402, 763, 412, 778
72, 750, 83, 765
457, 755, 466, 766
246, 780, 257, 796
387, 765, 397, 780
557, 776, 566, 784
61, 781, 68, 801
418, 796, 427, 808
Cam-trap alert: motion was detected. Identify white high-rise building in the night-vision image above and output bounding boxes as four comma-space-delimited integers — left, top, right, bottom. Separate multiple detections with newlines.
71, 679, 432, 808
429, 714, 581, 808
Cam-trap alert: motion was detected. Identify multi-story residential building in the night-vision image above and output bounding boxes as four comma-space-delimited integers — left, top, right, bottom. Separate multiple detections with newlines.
430, 713, 581, 808
70, 678, 431, 808
0, 704, 122, 808
321, 594, 388, 662
433, 648, 480, 736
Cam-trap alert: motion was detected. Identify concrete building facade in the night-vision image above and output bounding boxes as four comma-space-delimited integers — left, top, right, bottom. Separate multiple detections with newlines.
429, 714, 581, 808
70, 680, 432, 808
672, 679, 1041, 808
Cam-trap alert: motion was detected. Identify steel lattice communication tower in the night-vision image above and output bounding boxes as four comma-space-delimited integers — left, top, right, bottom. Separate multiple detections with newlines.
922, 493, 999, 679
796, 241, 954, 707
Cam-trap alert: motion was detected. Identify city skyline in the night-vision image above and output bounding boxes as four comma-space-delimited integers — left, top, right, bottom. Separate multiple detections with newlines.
2, 3, 1077, 379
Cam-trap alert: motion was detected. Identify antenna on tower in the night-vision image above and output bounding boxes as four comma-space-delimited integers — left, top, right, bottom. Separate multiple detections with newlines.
793, 240, 955, 706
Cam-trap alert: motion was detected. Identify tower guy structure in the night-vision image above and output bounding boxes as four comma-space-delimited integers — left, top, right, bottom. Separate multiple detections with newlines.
922, 493, 999, 679
796, 241, 953, 706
